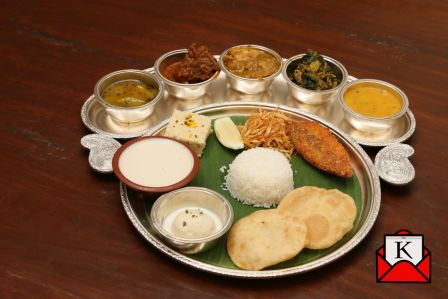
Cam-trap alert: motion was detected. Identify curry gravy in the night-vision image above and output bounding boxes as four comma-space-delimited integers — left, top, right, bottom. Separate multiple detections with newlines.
343, 83, 403, 118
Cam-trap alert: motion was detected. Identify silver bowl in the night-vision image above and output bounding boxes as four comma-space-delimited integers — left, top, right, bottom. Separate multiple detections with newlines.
338, 79, 409, 132
94, 69, 164, 123
150, 187, 234, 254
154, 49, 220, 100
282, 54, 348, 105
219, 45, 282, 94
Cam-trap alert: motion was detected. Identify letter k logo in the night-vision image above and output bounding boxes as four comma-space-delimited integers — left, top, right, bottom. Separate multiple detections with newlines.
395, 241, 413, 259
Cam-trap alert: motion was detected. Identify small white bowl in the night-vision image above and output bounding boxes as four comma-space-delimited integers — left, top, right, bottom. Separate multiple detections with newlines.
150, 187, 234, 254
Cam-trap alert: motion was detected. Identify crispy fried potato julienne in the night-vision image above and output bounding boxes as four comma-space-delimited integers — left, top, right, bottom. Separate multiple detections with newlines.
289, 121, 353, 178
240, 110, 294, 158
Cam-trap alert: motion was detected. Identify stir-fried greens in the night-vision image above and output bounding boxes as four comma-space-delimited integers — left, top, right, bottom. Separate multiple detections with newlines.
289, 50, 340, 91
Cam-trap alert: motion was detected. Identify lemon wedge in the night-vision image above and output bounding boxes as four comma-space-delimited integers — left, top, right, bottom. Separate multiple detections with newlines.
214, 117, 244, 150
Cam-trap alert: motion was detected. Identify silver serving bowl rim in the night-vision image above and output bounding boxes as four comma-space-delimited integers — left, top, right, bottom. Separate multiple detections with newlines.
150, 186, 234, 244
282, 53, 348, 94
154, 49, 220, 87
94, 69, 164, 110
218, 44, 283, 81
337, 78, 409, 121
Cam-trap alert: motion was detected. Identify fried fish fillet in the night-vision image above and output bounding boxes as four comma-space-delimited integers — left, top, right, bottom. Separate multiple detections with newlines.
290, 121, 353, 178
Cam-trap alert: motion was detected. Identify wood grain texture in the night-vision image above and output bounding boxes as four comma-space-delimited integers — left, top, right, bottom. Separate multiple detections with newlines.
0, 0, 446, 298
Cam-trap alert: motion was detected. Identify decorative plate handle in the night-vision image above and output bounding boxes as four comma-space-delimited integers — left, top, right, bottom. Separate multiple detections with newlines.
374, 143, 415, 185
81, 134, 121, 173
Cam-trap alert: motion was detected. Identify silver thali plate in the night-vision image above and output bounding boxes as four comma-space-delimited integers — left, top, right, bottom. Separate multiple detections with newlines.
81, 62, 415, 146
120, 102, 381, 278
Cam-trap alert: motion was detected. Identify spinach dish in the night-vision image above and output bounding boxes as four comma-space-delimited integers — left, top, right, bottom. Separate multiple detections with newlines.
289, 50, 340, 91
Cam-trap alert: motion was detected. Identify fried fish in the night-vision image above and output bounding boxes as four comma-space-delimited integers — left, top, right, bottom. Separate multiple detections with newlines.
289, 121, 353, 178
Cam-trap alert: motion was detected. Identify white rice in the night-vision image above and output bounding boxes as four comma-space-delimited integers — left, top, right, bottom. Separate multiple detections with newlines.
225, 147, 294, 208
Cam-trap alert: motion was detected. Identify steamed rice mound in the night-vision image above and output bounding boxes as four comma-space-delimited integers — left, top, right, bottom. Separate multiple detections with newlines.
225, 148, 294, 208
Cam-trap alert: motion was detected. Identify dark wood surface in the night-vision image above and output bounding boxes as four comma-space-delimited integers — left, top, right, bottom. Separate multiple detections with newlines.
1, 1, 447, 298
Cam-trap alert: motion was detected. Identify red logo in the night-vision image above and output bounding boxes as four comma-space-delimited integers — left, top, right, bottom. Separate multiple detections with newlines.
376, 229, 431, 283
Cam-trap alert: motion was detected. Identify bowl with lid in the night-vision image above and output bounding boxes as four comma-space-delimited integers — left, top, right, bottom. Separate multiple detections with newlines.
154, 45, 221, 100
150, 187, 234, 254
94, 69, 164, 123
338, 79, 409, 132
282, 52, 348, 105
219, 44, 283, 94
112, 136, 199, 194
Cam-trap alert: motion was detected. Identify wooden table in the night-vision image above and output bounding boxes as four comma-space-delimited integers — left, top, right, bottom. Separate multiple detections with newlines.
1, 1, 446, 298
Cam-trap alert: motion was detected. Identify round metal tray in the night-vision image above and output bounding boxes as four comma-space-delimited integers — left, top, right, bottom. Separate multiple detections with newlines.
120, 102, 381, 278
81, 64, 415, 146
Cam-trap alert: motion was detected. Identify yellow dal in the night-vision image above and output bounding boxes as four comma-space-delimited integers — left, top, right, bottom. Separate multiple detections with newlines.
101, 80, 158, 108
343, 84, 403, 118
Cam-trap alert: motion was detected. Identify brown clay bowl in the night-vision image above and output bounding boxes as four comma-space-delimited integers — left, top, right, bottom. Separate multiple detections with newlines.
112, 136, 199, 194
